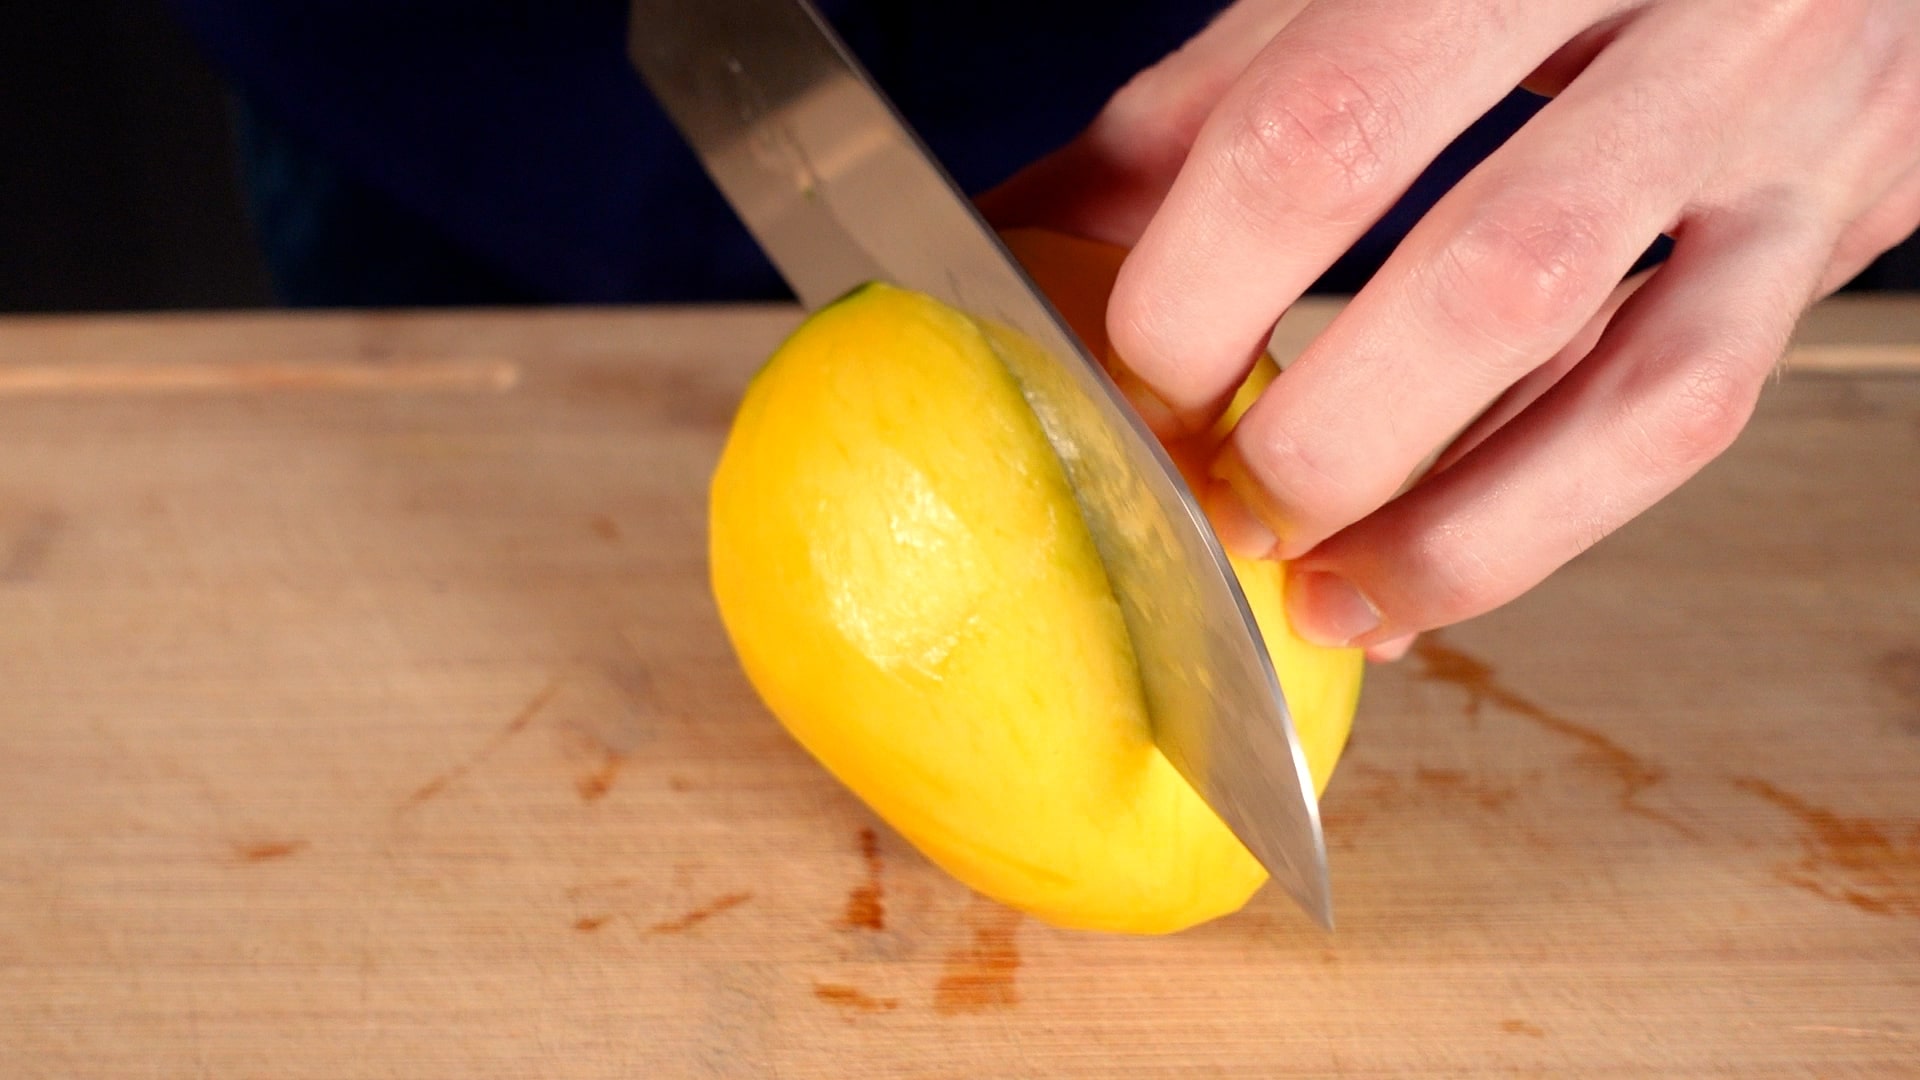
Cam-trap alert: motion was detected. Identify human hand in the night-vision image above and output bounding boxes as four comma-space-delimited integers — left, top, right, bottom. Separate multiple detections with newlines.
983, 0, 1920, 661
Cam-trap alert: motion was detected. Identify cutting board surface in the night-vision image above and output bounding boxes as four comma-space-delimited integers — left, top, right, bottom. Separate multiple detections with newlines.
1, 300, 1917, 1076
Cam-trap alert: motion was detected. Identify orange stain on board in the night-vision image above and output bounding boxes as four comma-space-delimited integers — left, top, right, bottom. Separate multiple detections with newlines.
1414, 766, 1518, 812
840, 827, 886, 931
1324, 763, 1552, 850
405, 775, 452, 806
573, 915, 609, 933
1734, 777, 1920, 918
647, 892, 753, 935
813, 982, 899, 1013
1412, 637, 1697, 838
233, 839, 308, 862
398, 677, 562, 811
577, 752, 624, 802
934, 897, 1023, 1014
1501, 1019, 1546, 1038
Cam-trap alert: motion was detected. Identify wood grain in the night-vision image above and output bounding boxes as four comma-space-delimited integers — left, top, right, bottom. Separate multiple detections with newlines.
0, 300, 1916, 1077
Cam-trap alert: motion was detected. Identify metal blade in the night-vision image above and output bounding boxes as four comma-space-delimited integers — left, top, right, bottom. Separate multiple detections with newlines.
630, 0, 1333, 927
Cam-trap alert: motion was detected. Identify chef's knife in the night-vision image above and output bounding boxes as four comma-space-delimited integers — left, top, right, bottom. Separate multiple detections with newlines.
629, 0, 1334, 927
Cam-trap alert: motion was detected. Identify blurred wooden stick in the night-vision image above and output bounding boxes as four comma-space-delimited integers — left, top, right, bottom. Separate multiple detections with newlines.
0, 357, 520, 396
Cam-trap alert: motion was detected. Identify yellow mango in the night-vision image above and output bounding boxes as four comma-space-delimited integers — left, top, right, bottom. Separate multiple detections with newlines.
708, 232, 1363, 934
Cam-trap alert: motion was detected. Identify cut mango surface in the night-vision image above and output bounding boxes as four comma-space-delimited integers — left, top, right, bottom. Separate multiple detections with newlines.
708, 234, 1362, 933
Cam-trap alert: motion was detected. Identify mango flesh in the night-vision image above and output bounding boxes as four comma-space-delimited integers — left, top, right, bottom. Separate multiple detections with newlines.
708, 233, 1363, 933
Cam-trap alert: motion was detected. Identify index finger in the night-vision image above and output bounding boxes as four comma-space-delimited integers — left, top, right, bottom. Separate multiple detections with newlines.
1109, 0, 1614, 430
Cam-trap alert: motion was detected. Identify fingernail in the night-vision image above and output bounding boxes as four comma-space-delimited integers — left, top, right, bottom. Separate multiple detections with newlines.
1108, 363, 1186, 437
1286, 570, 1383, 648
1202, 480, 1278, 559
1365, 634, 1417, 663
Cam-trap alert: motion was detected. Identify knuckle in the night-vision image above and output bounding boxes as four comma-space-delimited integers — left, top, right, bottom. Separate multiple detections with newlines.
1216, 58, 1402, 223
1772, 0, 1866, 45
1400, 530, 1507, 624
1432, 197, 1613, 340
1237, 417, 1353, 530
1620, 342, 1764, 473
1655, 353, 1762, 468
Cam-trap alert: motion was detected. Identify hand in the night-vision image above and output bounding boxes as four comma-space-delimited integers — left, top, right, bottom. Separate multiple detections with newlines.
983, 0, 1920, 660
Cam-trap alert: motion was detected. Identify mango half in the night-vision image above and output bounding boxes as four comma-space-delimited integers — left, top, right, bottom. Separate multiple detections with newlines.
708, 231, 1363, 934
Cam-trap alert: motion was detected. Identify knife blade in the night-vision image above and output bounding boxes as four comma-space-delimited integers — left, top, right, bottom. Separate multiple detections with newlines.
629, 0, 1334, 927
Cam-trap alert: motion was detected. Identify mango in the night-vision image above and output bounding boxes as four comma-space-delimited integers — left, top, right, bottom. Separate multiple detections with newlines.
708, 231, 1363, 933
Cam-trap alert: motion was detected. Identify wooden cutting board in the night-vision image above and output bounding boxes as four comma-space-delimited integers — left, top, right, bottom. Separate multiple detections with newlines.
1, 299, 1916, 1077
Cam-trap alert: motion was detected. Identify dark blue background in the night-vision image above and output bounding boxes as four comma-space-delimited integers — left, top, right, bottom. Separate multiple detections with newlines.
169, 1, 1614, 306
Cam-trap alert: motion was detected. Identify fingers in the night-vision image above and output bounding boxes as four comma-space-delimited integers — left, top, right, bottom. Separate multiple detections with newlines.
1424, 268, 1655, 477
1107, 0, 1614, 430
976, 0, 1313, 245
1214, 4, 1732, 561
1285, 207, 1831, 648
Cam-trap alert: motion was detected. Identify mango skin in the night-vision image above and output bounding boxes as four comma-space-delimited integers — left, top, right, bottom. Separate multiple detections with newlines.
708, 243, 1362, 934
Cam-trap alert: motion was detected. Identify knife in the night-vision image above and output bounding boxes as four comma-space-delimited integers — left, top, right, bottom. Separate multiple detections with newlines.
629, 0, 1334, 928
